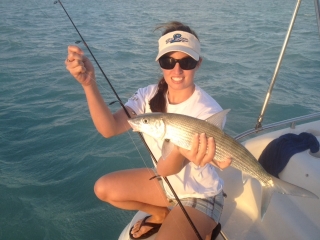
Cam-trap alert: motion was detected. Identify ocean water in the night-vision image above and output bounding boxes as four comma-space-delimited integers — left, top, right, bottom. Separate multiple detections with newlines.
1, 0, 320, 239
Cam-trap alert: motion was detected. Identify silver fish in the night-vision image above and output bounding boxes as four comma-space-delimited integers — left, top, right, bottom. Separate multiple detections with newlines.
128, 110, 319, 219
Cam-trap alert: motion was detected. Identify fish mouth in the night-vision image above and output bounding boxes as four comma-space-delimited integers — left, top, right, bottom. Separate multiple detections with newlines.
127, 119, 139, 132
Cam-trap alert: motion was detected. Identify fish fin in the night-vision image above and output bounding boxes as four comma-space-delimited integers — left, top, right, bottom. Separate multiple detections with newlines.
271, 176, 318, 199
210, 160, 222, 170
260, 177, 319, 220
242, 172, 251, 184
205, 109, 230, 130
260, 186, 274, 220
162, 139, 175, 160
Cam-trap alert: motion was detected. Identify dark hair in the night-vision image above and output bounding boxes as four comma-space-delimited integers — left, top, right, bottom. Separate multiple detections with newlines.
149, 21, 199, 113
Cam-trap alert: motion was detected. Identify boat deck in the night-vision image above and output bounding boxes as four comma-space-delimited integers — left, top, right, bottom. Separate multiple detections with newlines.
219, 120, 320, 240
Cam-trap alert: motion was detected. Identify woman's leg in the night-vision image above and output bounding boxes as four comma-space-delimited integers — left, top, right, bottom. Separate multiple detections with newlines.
94, 168, 170, 238
94, 168, 170, 208
156, 206, 217, 240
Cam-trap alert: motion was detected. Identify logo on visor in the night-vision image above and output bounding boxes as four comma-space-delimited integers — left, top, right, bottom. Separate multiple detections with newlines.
166, 33, 188, 44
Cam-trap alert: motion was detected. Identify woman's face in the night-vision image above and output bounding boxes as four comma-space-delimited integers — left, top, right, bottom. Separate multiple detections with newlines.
161, 51, 201, 93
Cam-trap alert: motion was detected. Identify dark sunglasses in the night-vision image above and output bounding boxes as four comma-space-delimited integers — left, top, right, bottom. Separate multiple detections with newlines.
158, 56, 198, 70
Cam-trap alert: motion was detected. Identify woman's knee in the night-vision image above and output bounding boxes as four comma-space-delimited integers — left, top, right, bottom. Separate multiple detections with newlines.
94, 175, 113, 202
94, 169, 156, 203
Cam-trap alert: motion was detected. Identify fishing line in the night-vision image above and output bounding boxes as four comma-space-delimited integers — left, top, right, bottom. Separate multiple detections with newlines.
54, 1, 203, 239
48, 0, 154, 189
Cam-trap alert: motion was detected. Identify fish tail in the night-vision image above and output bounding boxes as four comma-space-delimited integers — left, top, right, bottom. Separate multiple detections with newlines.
272, 176, 318, 199
260, 177, 318, 220
260, 186, 274, 220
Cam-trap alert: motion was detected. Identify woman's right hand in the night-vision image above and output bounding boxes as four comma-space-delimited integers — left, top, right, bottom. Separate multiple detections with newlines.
65, 45, 95, 86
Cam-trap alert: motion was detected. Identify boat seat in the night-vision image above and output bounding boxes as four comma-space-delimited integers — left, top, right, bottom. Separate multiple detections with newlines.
258, 132, 319, 178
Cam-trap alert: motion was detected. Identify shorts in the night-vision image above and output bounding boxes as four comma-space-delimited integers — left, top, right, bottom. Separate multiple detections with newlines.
152, 169, 224, 223
170, 191, 224, 223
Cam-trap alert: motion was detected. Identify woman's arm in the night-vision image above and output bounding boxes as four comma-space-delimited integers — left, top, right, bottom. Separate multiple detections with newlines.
82, 82, 133, 137
65, 45, 132, 137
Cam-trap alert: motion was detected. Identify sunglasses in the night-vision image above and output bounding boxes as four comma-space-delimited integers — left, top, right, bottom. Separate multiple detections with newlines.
158, 56, 199, 70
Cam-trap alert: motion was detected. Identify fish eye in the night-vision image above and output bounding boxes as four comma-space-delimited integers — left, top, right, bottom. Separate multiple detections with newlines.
142, 119, 149, 124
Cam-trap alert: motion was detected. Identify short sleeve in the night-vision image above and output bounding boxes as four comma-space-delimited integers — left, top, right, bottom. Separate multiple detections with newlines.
125, 84, 158, 115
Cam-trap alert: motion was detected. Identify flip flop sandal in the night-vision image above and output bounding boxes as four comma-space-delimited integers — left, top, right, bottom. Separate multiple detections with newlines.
129, 216, 162, 239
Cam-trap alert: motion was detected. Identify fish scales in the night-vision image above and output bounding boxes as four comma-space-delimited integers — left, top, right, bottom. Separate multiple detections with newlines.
164, 114, 273, 185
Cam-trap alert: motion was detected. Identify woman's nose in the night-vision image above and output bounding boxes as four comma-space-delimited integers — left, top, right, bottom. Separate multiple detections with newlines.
172, 62, 183, 73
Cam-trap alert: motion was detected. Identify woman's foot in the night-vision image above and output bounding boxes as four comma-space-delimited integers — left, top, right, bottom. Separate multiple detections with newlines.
129, 215, 166, 239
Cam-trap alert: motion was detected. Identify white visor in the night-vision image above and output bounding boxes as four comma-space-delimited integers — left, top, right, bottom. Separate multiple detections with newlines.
155, 31, 201, 61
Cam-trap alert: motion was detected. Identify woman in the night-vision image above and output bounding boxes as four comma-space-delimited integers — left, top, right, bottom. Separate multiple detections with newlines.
65, 21, 231, 240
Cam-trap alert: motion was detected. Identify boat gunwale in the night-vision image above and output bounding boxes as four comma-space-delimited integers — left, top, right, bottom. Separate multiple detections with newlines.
235, 112, 320, 141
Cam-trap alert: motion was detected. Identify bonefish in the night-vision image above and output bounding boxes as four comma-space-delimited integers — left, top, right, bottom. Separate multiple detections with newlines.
128, 110, 318, 219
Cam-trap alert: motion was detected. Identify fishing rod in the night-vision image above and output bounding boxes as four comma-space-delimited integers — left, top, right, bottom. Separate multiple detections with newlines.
54, 1, 203, 239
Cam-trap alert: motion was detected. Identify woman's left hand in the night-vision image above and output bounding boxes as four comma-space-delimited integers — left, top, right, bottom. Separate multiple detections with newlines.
178, 133, 215, 167
179, 133, 232, 169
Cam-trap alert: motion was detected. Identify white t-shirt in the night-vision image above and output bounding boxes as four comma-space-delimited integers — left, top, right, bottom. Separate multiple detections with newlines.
125, 84, 224, 199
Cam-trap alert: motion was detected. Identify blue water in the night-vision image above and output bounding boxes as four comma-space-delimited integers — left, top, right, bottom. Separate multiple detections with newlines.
1, 0, 320, 239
